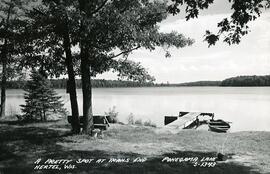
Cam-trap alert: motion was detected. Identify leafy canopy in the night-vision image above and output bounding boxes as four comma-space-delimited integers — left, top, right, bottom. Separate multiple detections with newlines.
0, 0, 40, 80
24, 0, 194, 82
168, 0, 270, 46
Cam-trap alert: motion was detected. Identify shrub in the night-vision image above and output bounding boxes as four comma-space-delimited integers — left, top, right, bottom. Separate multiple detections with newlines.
143, 119, 157, 127
126, 114, 156, 127
105, 106, 118, 123
134, 118, 143, 125
127, 113, 135, 125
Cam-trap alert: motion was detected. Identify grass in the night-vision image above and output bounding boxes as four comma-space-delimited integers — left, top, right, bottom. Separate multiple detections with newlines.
126, 114, 156, 127
143, 120, 157, 127
0, 120, 269, 174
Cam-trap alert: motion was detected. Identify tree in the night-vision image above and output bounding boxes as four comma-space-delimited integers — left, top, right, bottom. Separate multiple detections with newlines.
76, 0, 194, 134
0, 0, 14, 118
168, 0, 270, 46
0, 0, 37, 117
20, 0, 81, 133
75, 0, 270, 134
20, 70, 66, 122
23, 0, 193, 134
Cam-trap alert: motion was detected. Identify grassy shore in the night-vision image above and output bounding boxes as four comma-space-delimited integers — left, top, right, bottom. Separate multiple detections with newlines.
0, 119, 269, 174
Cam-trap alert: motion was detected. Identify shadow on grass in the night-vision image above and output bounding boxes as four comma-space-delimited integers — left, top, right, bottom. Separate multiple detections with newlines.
0, 120, 66, 126
0, 120, 25, 125
0, 125, 261, 174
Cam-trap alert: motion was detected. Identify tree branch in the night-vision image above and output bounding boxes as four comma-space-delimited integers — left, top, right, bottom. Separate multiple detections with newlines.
89, 0, 109, 16
33, 8, 46, 16
110, 46, 141, 59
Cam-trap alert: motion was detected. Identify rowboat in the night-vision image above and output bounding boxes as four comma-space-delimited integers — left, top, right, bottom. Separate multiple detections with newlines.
208, 119, 230, 133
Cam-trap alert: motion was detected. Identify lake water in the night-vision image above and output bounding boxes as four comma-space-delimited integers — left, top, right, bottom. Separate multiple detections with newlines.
5, 87, 270, 132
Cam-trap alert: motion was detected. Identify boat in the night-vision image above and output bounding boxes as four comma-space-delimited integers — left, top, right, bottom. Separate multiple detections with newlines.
208, 119, 231, 133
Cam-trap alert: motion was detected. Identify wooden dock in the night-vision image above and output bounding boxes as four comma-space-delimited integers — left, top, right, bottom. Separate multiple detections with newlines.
163, 111, 214, 133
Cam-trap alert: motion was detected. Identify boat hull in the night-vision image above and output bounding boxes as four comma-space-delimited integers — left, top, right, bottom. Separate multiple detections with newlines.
208, 119, 230, 133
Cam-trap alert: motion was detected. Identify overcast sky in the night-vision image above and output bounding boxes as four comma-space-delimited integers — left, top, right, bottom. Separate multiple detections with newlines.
97, 0, 270, 83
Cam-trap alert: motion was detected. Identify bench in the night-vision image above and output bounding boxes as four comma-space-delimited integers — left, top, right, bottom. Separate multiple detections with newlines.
67, 115, 110, 130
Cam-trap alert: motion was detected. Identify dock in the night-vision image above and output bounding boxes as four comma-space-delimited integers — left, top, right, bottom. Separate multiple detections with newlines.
163, 111, 214, 133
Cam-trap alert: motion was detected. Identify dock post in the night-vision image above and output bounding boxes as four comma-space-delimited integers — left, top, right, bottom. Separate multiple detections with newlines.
211, 113, 214, 120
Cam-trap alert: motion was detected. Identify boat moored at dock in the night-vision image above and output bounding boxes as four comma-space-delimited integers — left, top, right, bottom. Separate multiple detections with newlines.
208, 119, 231, 133
163, 111, 231, 133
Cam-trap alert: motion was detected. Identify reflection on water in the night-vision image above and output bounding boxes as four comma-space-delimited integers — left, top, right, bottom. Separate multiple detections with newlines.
6, 87, 270, 132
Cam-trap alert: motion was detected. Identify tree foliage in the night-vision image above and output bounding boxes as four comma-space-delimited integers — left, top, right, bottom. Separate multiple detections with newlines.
80, 0, 194, 80
20, 0, 195, 133
0, 0, 39, 66
21, 0, 195, 80
168, 0, 270, 46
0, 0, 37, 117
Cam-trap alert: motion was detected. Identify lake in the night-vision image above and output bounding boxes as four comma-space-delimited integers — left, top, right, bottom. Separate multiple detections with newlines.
5, 87, 270, 132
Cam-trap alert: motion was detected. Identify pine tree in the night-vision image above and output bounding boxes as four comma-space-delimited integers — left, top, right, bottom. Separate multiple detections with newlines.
20, 71, 66, 122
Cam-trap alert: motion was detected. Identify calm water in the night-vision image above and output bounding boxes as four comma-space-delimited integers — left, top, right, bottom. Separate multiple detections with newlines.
6, 87, 270, 132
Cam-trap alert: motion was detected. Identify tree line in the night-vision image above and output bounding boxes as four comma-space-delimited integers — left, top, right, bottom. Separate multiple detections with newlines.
3, 75, 270, 89
220, 75, 270, 86
2, 79, 154, 89
169, 81, 221, 87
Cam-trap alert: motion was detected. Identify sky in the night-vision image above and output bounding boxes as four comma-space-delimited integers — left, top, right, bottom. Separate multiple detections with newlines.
98, 1, 270, 83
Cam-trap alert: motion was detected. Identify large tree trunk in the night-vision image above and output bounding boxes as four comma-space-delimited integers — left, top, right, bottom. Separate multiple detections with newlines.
78, 0, 94, 134
63, 30, 81, 134
0, 47, 7, 118
80, 46, 94, 134
0, 5, 12, 118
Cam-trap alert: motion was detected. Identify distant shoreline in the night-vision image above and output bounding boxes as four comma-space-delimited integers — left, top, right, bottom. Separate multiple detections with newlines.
5, 86, 270, 91
3, 75, 270, 89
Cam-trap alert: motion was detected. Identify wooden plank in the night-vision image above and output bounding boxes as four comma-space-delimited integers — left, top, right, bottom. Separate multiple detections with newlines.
67, 115, 110, 130
94, 124, 108, 130
164, 112, 201, 129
